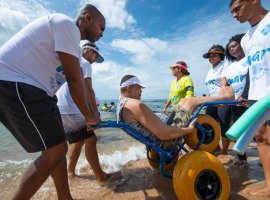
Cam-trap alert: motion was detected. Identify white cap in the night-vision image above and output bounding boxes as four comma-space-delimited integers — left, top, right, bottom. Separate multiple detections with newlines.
80, 40, 104, 63
120, 76, 146, 88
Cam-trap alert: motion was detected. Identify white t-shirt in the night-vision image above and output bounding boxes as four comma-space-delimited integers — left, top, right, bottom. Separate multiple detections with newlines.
205, 61, 230, 96
57, 57, 92, 114
0, 13, 81, 97
221, 58, 249, 99
241, 11, 270, 100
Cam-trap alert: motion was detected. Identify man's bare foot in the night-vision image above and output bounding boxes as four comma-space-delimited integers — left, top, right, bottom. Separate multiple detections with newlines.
97, 171, 123, 183
242, 187, 270, 196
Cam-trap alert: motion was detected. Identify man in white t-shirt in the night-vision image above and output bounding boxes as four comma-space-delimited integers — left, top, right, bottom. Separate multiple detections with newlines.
57, 41, 119, 182
230, 0, 270, 197
0, 4, 105, 200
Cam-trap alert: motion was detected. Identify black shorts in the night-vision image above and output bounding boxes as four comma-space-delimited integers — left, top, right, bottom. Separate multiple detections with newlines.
231, 105, 247, 123
206, 105, 231, 137
0, 81, 66, 153
66, 128, 95, 144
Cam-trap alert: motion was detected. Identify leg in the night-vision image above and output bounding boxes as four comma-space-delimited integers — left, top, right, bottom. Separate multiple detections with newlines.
218, 106, 231, 155
84, 135, 109, 182
13, 141, 73, 200
243, 124, 270, 196
68, 141, 84, 177
51, 155, 73, 200
220, 137, 230, 155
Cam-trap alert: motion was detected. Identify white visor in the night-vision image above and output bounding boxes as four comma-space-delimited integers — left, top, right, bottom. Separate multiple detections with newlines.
120, 76, 146, 88
80, 40, 104, 63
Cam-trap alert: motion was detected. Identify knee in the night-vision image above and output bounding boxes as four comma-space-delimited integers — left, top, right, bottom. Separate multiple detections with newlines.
42, 141, 68, 162
85, 135, 97, 145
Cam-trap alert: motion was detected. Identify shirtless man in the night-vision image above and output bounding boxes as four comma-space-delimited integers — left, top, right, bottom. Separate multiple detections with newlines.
117, 75, 235, 142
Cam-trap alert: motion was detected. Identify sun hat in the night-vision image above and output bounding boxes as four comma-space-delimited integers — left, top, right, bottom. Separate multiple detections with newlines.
120, 76, 146, 88
79, 40, 104, 63
169, 63, 188, 70
202, 48, 224, 59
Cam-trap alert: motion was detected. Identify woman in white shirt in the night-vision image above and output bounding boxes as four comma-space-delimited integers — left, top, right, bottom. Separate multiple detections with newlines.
203, 44, 231, 156
221, 33, 249, 168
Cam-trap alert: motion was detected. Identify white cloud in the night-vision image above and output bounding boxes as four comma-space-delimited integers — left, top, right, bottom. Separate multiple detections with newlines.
110, 38, 168, 64
0, 0, 51, 45
79, 0, 136, 30
94, 12, 251, 99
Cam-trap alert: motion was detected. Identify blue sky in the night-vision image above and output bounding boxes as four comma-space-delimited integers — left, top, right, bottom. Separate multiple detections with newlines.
1, 0, 270, 100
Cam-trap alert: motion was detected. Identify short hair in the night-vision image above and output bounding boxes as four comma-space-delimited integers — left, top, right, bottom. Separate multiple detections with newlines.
229, 0, 243, 7
229, 0, 260, 7
210, 44, 225, 60
120, 75, 136, 93
75, 4, 102, 25
176, 61, 190, 75
225, 33, 245, 61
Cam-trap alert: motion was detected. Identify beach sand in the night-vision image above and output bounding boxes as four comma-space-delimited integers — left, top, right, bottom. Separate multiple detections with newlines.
27, 142, 269, 200
2, 142, 269, 200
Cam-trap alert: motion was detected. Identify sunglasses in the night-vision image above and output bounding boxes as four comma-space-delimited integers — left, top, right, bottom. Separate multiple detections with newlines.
208, 54, 220, 58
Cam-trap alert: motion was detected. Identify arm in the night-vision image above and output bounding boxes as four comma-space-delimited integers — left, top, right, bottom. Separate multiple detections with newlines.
124, 100, 195, 140
84, 77, 100, 120
218, 77, 230, 96
184, 78, 194, 98
238, 70, 250, 106
220, 77, 229, 87
179, 86, 235, 113
162, 99, 171, 114
57, 52, 98, 128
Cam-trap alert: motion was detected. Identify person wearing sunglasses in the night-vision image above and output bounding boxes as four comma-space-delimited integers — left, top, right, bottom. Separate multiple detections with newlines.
203, 45, 232, 156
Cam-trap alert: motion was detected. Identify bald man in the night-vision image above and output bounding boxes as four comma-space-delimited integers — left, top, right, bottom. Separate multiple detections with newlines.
0, 4, 105, 200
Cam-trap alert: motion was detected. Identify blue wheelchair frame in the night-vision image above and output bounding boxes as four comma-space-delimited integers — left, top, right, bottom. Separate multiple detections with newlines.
95, 100, 241, 179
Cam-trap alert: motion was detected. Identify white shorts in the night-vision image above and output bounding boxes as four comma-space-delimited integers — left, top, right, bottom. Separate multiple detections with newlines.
61, 113, 85, 133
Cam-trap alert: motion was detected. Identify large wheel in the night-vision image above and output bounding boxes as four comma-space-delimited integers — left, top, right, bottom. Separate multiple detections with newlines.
148, 147, 179, 171
173, 151, 230, 200
184, 114, 220, 152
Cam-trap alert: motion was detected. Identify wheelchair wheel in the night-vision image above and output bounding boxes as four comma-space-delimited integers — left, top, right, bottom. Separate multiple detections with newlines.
173, 151, 230, 200
184, 114, 220, 152
147, 147, 179, 171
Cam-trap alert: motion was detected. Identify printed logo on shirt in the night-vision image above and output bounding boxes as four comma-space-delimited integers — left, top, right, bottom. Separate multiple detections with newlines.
50, 66, 66, 89
55, 65, 65, 85
261, 24, 270, 35
227, 74, 246, 85
251, 62, 269, 81
247, 47, 270, 65
205, 79, 221, 87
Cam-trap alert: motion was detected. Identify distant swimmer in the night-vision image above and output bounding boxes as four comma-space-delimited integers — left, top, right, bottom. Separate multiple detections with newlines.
101, 103, 109, 111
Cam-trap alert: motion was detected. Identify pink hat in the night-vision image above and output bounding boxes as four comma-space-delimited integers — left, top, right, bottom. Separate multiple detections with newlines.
169, 63, 188, 70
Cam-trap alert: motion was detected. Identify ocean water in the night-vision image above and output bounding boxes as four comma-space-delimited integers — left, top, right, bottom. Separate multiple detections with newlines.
0, 99, 166, 197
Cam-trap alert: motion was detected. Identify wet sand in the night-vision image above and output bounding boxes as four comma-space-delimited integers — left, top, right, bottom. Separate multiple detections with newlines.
3, 142, 269, 200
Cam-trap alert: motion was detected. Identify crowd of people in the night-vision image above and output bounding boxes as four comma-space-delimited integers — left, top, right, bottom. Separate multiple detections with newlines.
0, 0, 269, 199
